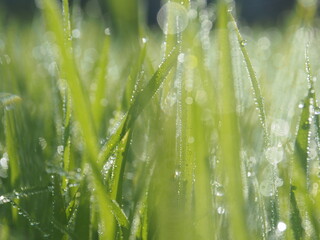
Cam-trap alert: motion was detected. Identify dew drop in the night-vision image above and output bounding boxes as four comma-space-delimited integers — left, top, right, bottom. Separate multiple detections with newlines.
215, 186, 225, 197
217, 206, 225, 215
277, 221, 287, 232
298, 102, 305, 109
314, 107, 320, 115
174, 170, 181, 179
240, 39, 247, 47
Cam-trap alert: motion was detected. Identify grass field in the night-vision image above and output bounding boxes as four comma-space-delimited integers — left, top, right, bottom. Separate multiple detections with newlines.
0, 0, 320, 239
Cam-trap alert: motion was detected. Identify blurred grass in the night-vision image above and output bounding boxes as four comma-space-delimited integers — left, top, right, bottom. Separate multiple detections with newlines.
1, 0, 320, 239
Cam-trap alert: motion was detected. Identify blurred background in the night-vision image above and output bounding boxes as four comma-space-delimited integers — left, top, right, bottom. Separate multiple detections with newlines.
1, 0, 296, 25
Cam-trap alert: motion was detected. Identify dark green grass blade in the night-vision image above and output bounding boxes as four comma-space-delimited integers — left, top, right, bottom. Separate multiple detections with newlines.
290, 185, 305, 240
295, 49, 314, 176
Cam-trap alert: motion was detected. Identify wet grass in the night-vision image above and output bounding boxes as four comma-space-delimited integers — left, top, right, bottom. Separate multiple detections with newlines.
1, 0, 320, 239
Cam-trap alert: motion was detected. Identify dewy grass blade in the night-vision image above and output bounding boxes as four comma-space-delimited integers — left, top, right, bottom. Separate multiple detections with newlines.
229, 13, 269, 146
98, 46, 179, 164
217, 2, 249, 239
295, 48, 314, 176
42, 0, 98, 159
41, 1, 128, 237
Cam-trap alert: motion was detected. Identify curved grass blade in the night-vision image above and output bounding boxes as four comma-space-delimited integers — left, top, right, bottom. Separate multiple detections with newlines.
99, 46, 179, 164
228, 13, 269, 145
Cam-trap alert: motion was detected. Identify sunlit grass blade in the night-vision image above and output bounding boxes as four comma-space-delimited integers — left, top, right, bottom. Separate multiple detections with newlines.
42, 0, 98, 159
99, 46, 179, 164
229, 13, 269, 145
217, 1, 249, 239
123, 40, 147, 110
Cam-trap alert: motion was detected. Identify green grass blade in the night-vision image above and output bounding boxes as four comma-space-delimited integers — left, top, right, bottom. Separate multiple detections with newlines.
93, 36, 110, 129
229, 13, 269, 145
42, 0, 98, 159
99, 46, 179, 164
290, 186, 305, 240
217, 2, 249, 239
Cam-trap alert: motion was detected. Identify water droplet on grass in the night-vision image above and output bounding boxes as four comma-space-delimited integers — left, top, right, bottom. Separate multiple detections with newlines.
215, 186, 224, 197
277, 221, 287, 232
217, 206, 225, 215
174, 170, 181, 179
240, 40, 247, 47
298, 101, 305, 109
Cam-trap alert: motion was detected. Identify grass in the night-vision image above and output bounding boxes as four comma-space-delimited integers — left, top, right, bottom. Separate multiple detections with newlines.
0, 0, 320, 239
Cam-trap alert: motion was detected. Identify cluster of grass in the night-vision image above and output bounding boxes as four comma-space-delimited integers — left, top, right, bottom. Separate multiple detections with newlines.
0, 0, 320, 239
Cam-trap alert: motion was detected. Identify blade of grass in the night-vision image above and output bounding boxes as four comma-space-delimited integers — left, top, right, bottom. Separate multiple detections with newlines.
98, 46, 179, 164
229, 13, 269, 146
217, 1, 249, 239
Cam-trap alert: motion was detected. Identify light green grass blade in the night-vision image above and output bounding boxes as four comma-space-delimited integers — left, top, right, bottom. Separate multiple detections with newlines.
42, 0, 98, 159
229, 13, 269, 146
217, 2, 249, 239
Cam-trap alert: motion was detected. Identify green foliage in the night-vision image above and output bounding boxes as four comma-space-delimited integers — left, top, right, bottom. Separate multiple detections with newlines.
1, 0, 320, 239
